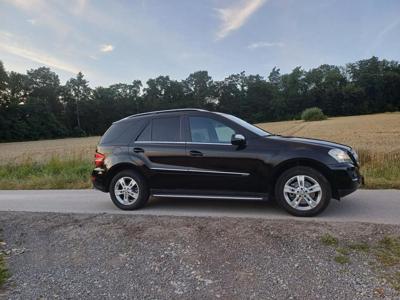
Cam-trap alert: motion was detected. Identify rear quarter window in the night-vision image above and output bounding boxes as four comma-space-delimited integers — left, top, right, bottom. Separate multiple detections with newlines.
100, 118, 145, 145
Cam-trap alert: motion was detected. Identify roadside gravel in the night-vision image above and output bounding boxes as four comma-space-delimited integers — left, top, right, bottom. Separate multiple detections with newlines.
0, 212, 399, 299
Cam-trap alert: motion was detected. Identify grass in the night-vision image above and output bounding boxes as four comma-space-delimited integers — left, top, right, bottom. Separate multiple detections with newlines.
0, 157, 92, 189
0, 233, 9, 288
387, 272, 400, 291
359, 151, 400, 189
334, 255, 350, 264
321, 234, 400, 291
0, 112, 398, 189
348, 242, 370, 252
0, 253, 8, 288
321, 234, 339, 246
375, 236, 400, 267
336, 247, 350, 256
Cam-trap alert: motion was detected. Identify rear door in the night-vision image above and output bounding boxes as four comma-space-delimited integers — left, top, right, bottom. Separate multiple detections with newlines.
132, 115, 187, 189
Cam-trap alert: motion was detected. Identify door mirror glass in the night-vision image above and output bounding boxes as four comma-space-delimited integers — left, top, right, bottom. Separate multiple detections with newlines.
231, 134, 246, 146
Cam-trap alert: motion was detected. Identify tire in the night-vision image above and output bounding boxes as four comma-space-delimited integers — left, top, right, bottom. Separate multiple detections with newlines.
275, 166, 331, 217
109, 169, 149, 210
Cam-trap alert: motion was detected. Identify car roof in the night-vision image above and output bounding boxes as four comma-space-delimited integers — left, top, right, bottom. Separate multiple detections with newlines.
131, 108, 208, 117
114, 108, 209, 123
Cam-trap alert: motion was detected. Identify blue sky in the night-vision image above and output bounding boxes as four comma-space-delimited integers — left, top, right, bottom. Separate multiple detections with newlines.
1, 0, 399, 87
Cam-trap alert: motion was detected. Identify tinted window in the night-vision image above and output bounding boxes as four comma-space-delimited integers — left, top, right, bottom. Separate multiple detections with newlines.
100, 119, 145, 145
136, 122, 151, 141
189, 117, 235, 143
152, 117, 180, 142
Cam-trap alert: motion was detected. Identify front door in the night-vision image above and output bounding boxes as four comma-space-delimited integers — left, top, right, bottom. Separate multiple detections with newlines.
182, 115, 264, 193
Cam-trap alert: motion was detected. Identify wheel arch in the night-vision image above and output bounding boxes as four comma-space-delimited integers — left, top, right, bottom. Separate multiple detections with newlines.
105, 162, 149, 192
271, 158, 339, 199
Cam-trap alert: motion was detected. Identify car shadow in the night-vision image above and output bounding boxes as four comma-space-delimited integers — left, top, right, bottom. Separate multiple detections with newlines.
144, 197, 290, 218
141, 194, 371, 221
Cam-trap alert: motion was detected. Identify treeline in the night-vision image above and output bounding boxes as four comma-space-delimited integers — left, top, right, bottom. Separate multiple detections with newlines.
0, 56, 399, 141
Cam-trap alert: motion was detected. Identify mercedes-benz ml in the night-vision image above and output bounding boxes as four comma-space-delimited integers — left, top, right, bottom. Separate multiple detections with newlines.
92, 109, 362, 217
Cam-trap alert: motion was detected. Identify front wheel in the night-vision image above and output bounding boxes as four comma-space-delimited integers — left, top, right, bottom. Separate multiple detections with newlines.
275, 166, 331, 217
109, 170, 149, 210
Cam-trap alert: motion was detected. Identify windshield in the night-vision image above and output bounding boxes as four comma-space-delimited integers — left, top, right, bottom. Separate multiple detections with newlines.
218, 113, 271, 137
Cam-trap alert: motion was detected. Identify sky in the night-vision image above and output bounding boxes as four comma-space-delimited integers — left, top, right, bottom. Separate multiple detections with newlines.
0, 0, 399, 87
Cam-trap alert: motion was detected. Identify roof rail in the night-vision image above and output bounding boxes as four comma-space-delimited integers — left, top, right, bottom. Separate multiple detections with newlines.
128, 108, 208, 118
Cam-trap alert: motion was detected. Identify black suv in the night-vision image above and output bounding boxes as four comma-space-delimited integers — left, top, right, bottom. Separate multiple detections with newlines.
92, 108, 362, 217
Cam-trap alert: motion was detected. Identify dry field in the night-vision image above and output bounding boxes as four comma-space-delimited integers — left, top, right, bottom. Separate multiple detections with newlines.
0, 136, 100, 164
258, 112, 400, 154
0, 112, 399, 189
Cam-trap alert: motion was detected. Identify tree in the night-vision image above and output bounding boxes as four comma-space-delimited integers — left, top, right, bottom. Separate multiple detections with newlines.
183, 71, 214, 108
0, 56, 399, 142
63, 72, 91, 134
26, 67, 62, 117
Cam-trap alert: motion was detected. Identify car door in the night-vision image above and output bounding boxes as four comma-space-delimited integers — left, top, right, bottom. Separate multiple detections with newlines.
132, 115, 187, 190
182, 114, 264, 193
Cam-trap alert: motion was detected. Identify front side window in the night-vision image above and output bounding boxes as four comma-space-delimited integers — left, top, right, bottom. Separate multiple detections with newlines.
152, 117, 180, 142
189, 116, 235, 143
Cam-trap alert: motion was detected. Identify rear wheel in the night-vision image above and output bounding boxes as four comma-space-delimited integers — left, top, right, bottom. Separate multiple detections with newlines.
109, 170, 149, 210
275, 166, 331, 217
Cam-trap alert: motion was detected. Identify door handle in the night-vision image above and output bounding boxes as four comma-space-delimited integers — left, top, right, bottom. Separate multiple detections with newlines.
189, 150, 203, 157
133, 147, 144, 153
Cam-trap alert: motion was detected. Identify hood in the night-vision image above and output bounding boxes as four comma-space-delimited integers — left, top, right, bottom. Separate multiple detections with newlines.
266, 135, 352, 151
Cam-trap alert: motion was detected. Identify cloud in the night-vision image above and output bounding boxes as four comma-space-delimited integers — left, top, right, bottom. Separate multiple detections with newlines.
27, 19, 37, 25
71, 0, 88, 15
367, 17, 400, 56
100, 44, 114, 53
0, 32, 80, 74
215, 0, 267, 40
248, 41, 285, 49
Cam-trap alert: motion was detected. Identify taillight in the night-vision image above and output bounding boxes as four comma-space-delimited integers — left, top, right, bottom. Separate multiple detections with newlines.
94, 152, 105, 167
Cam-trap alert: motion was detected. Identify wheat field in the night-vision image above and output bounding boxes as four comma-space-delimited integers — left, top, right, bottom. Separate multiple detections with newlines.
257, 112, 400, 154
0, 112, 399, 189
1, 112, 398, 163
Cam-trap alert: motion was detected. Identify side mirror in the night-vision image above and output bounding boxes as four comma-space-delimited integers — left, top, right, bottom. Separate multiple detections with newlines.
231, 134, 246, 146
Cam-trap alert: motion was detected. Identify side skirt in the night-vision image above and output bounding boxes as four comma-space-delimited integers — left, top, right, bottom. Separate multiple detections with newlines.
150, 189, 269, 201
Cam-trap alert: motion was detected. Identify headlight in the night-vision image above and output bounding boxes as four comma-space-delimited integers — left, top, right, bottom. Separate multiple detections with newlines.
350, 149, 359, 163
328, 148, 353, 163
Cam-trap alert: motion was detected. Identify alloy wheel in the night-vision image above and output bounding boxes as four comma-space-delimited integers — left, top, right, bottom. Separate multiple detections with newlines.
114, 176, 140, 205
283, 175, 322, 211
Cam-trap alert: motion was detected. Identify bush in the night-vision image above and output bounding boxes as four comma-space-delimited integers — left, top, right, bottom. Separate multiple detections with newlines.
301, 107, 327, 121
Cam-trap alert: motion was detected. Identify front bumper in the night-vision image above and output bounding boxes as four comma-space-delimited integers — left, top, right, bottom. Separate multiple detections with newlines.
328, 163, 363, 199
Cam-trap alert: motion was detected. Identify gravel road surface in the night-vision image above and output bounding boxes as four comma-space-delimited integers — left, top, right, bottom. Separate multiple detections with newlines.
0, 189, 399, 224
1, 212, 400, 299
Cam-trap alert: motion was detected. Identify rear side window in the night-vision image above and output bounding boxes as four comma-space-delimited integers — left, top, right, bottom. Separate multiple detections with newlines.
152, 117, 180, 142
100, 119, 145, 145
136, 121, 151, 141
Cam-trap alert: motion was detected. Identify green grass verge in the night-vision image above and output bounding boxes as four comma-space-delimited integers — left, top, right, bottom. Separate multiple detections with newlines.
0, 157, 92, 189
0, 152, 398, 189
359, 150, 400, 189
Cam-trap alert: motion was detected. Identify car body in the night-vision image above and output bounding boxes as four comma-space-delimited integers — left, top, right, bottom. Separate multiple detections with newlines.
92, 108, 363, 216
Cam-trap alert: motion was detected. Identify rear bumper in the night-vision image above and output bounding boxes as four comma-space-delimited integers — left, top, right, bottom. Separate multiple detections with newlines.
328, 163, 363, 199
91, 168, 108, 192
